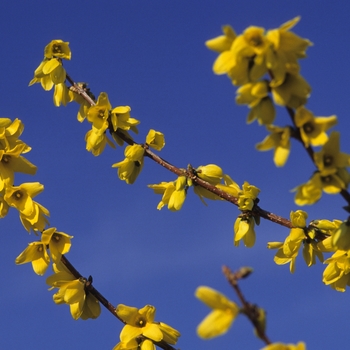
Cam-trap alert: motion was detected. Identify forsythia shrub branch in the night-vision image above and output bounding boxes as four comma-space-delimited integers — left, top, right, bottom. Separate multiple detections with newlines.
4, 14, 350, 349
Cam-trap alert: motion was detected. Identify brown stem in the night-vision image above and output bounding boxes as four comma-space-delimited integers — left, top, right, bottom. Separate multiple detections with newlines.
222, 266, 272, 345
60, 255, 176, 350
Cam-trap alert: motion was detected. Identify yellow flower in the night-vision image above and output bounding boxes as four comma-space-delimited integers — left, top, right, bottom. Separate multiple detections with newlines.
290, 210, 308, 228
41, 227, 73, 262
314, 132, 350, 176
322, 250, 350, 292
87, 92, 111, 130
271, 73, 311, 109
256, 125, 291, 167
148, 176, 188, 211
29, 58, 66, 91
210, 26, 269, 85
4, 182, 50, 233
85, 126, 116, 156
332, 220, 350, 251
268, 227, 306, 273
234, 216, 256, 247
46, 262, 101, 320
195, 286, 240, 339
294, 107, 337, 147
115, 304, 180, 347
53, 83, 72, 107
15, 241, 50, 275
0, 144, 37, 191
112, 144, 145, 184
44, 40, 71, 60
266, 16, 312, 87
261, 341, 307, 350
196, 164, 223, 184
146, 129, 165, 151
110, 106, 140, 135
236, 81, 275, 125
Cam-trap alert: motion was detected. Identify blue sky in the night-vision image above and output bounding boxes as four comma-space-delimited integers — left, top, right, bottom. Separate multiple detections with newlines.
1, 1, 350, 349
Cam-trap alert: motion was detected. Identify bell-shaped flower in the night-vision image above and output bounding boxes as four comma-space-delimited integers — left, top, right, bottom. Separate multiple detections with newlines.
110, 106, 140, 136
46, 262, 101, 320
314, 132, 350, 176
290, 210, 308, 228
146, 129, 165, 151
266, 16, 312, 87
15, 241, 50, 275
256, 125, 291, 167
234, 216, 256, 247
112, 144, 145, 184
236, 81, 275, 125
85, 126, 116, 156
87, 92, 111, 130
115, 304, 180, 347
268, 226, 306, 273
322, 250, 350, 292
294, 107, 337, 147
53, 83, 72, 107
4, 182, 50, 233
44, 40, 71, 60
41, 227, 73, 262
0, 145, 37, 191
271, 73, 311, 109
195, 286, 240, 339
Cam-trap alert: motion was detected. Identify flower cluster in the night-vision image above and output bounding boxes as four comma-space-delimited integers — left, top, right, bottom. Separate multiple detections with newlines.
0, 118, 49, 232
149, 164, 240, 211
46, 262, 101, 320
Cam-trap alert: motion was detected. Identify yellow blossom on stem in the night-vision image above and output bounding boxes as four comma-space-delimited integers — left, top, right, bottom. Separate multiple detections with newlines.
331, 220, 350, 251
44, 40, 71, 60
195, 286, 240, 339
236, 81, 275, 125
256, 125, 291, 167
4, 182, 49, 233
261, 341, 307, 350
115, 304, 180, 348
266, 16, 312, 87
85, 126, 116, 156
146, 129, 165, 151
53, 83, 72, 107
314, 132, 350, 176
110, 106, 140, 135
322, 250, 350, 292
234, 216, 256, 247
294, 107, 337, 147
87, 92, 111, 130
271, 73, 311, 109
41, 227, 73, 262
268, 225, 306, 273
293, 170, 350, 206
290, 210, 308, 228
46, 262, 101, 320
112, 144, 145, 184
0, 145, 37, 191
15, 241, 50, 275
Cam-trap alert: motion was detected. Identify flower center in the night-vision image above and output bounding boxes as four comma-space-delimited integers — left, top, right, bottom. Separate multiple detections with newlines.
53, 44, 62, 54
135, 316, 146, 327
323, 154, 333, 167
303, 122, 314, 134
13, 190, 23, 200
2, 155, 10, 164
321, 175, 332, 183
